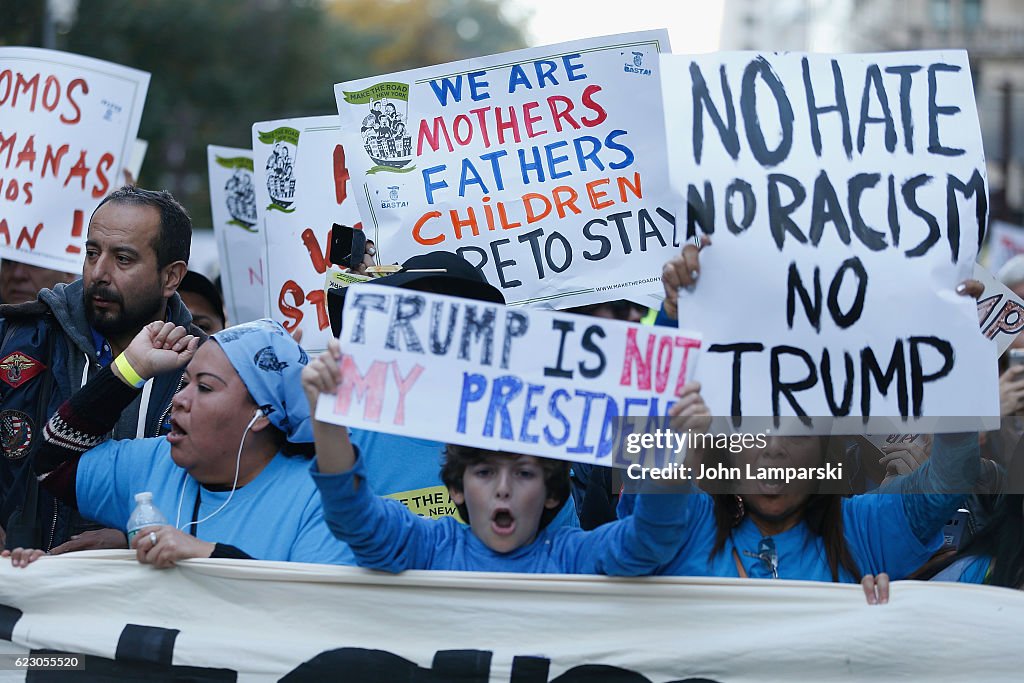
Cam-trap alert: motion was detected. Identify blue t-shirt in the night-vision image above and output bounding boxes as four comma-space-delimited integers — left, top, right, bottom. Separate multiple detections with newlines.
76, 437, 354, 565
638, 492, 938, 581
931, 555, 991, 584
311, 457, 681, 574
349, 429, 579, 529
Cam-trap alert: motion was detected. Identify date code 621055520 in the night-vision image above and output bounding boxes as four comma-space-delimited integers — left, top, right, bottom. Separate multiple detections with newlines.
0, 654, 85, 670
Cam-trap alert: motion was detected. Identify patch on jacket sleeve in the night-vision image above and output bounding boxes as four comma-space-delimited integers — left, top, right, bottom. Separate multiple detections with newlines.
0, 351, 46, 388
0, 410, 34, 461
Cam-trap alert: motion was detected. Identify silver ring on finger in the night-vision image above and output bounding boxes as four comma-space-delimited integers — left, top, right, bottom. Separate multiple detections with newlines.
149, 531, 158, 547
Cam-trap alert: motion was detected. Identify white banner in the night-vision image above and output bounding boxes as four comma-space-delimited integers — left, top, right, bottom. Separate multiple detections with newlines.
0, 47, 149, 272
1, 552, 1022, 681
252, 116, 363, 352
663, 51, 998, 429
316, 285, 700, 466
207, 144, 264, 325
335, 31, 679, 309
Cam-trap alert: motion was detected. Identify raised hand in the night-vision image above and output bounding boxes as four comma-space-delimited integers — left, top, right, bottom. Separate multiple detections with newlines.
661, 235, 710, 321
121, 321, 199, 381
302, 339, 342, 410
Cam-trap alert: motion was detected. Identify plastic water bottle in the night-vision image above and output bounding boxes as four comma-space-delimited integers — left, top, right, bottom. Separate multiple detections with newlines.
126, 492, 167, 544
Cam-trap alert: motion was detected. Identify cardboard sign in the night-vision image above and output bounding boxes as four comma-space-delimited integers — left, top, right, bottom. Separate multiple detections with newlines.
335, 31, 679, 309
662, 51, 998, 430
0, 47, 149, 271
974, 262, 1024, 355
316, 285, 700, 465
207, 144, 264, 325
251, 116, 362, 351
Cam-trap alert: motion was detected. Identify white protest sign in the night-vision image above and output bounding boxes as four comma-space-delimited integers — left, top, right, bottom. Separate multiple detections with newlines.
125, 138, 147, 181
984, 219, 1024, 273
207, 145, 264, 325
335, 31, 679, 309
316, 285, 701, 465
662, 51, 998, 430
252, 116, 362, 351
0, 47, 149, 272
974, 262, 1024, 354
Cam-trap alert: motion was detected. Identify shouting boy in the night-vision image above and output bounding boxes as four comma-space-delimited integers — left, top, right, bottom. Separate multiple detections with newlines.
303, 340, 707, 574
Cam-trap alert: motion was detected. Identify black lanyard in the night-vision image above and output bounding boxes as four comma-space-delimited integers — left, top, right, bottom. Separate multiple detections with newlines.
189, 487, 201, 537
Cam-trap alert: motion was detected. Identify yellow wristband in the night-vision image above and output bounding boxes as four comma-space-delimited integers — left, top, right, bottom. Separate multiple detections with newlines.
113, 353, 146, 388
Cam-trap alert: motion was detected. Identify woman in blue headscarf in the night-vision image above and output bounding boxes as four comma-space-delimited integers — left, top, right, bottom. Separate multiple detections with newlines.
5, 319, 353, 568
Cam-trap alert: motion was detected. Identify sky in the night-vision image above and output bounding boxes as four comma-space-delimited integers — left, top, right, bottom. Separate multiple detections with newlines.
507, 0, 725, 53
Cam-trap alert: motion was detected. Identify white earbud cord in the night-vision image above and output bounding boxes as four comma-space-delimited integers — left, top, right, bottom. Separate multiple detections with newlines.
174, 411, 260, 532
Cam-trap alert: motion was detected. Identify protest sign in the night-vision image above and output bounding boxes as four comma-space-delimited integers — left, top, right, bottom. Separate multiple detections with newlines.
662, 51, 998, 430
335, 31, 678, 309
315, 285, 701, 466
207, 144, 264, 324
974, 262, 1024, 354
124, 138, 147, 181
0, 47, 149, 271
2, 553, 1022, 681
984, 219, 1024, 273
252, 116, 362, 351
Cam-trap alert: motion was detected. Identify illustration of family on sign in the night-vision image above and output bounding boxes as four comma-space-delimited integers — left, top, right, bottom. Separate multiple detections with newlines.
360, 98, 412, 169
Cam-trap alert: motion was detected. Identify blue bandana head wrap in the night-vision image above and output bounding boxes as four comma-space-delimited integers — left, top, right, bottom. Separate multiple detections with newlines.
211, 319, 312, 445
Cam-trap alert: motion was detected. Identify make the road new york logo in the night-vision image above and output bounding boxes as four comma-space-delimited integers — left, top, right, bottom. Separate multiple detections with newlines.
379, 184, 409, 209
623, 50, 652, 76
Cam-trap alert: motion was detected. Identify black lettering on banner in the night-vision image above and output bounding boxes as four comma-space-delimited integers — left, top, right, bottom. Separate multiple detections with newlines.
579, 325, 607, 379
767, 173, 807, 250
884, 65, 921, 153
459, 305, 496, 365
0, 604, 22, 640
822, 348, 855, 415
848, 173, 887, 251
901, 173, 939, 258
607, 211, 634, 255
347, 293, 387, 344
887, 174, 901, 247
430, 301, 458, 355
909, 336, 955, 416
545, 319, 575, 379
861, 341, 909, 417
771, 345, 816, 424
826, 257, 868, 329
638, 208, 669, 250
786, 262, 822, 332
946, 169, 988, 264
691, 62, 740, 164
115, 624, 180, 666
927, 63, 964, 157
808, 170, 851, 247
656, 207, 680, 248
491, 238, 522, 288
502, 311, 529, 369
858, 64, 897, 153
725, 179, 755, 234
707, 342, 764, 418
687, 182, 714, 239
545, 231, 572, 273
511, 655, 550, 683
741, 56, 795, 168
518, 227, 547, 278
583, 218, 612, 261
802, 57, 852, 159
386, 294, 426, 353
456, 245, 487, 271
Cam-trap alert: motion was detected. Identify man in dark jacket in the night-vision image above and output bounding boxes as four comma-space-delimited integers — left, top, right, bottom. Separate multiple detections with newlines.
0, 185, 203, 551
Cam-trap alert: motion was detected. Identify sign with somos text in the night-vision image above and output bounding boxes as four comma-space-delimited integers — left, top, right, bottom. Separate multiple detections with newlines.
0, 47, 149, 272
